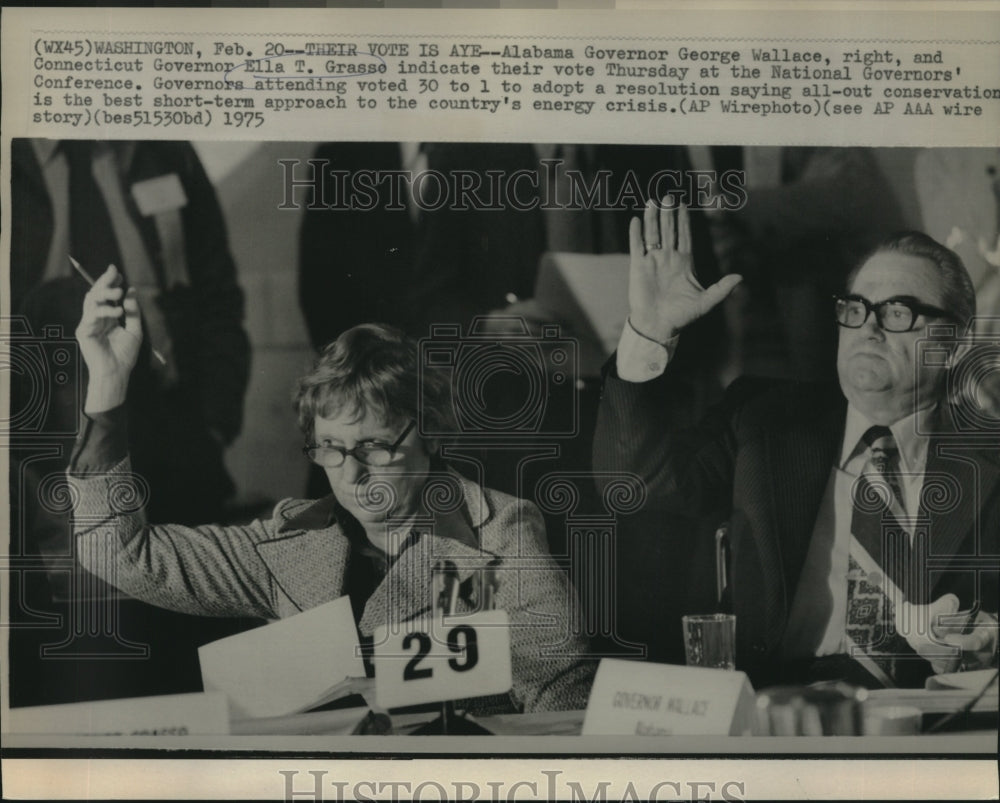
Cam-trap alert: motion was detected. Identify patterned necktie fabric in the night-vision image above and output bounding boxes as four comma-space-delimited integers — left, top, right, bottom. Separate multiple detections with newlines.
864, 427, 904, 507
846, 425, 917, 686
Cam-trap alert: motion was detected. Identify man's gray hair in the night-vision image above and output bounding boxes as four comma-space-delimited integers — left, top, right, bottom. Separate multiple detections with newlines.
848, 231, 976, 330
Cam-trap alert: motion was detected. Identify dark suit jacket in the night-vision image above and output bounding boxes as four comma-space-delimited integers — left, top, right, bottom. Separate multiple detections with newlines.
10, 138, 250, 445
592, 362, 1000, 688
298, 142, 545, 347
10, 139, 250, 528
298, 142, 412, 349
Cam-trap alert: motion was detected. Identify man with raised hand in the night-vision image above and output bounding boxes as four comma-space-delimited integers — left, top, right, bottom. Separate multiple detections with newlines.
593, 199, 998, 688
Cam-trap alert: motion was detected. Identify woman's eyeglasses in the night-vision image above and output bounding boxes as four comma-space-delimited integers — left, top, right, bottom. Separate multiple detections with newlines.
304, 420, 416, 468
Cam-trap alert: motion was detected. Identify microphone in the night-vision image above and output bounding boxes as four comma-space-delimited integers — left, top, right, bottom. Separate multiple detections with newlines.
435, 560, 460, 615
416, 559, 497, 736
483, 558, 502, 611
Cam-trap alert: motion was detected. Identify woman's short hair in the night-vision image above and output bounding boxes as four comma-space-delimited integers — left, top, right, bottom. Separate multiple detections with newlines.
293, 323, 457, 440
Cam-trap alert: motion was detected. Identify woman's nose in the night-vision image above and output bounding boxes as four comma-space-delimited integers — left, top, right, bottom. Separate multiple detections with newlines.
340, 453, 368, 484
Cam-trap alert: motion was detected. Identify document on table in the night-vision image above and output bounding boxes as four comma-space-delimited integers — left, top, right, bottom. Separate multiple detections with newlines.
198, 596, 365, 719
7, 692, 230, 736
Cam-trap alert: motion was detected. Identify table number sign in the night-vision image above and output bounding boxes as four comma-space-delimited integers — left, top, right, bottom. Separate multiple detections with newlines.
373, 610, 512, 709
582, 658, 758, 736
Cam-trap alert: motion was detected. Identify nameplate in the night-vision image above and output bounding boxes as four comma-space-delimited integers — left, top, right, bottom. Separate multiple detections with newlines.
132, 173, 187, 216
7, 691, 229, 736
199, 596, 364, 719
582, 658, 757, 736
373, 610, 512, 709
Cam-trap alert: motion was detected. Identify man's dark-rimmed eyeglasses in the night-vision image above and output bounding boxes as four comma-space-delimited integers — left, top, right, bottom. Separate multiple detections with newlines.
833, 294, 953, 333
304, 420, 416, 468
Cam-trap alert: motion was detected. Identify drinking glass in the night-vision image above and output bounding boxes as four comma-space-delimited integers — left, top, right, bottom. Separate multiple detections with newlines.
682, 613, 736, 670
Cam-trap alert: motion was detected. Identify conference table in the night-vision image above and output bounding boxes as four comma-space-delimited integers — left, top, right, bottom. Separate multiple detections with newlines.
6, 681, 996, 753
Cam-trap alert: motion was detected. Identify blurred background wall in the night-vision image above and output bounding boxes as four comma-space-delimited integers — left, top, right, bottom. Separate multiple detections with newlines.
195, 143, 997, 506
196, 141, 316, 505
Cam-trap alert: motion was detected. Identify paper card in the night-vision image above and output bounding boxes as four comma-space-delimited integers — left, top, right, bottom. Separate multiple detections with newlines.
582, 658, 758, 736
373, 610, 512, 710
925, 669, 1000, 693
532, 252, 630, 376
198, 596, 364, 719
7, 691, 229, 736
131, 173, 188, 216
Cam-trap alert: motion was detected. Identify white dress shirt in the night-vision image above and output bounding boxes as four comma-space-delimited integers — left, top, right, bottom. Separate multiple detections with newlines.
615, 318, 678, 382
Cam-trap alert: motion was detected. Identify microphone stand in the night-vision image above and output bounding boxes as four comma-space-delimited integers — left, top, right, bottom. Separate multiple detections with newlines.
411, 559, 499, 735
439, 559, 459, 735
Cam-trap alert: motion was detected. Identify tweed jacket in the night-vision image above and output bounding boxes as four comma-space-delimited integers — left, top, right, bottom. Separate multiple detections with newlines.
593, 363, 1000, 687
71, 459, 594, 713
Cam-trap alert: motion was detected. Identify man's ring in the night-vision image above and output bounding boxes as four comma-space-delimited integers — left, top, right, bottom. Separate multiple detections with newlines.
646, 242, 661, 251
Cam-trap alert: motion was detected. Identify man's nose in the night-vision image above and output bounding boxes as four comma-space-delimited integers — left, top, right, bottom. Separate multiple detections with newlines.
862, 312, 886, 339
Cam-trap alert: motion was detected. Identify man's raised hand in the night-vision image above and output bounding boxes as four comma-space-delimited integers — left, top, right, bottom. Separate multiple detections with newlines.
627, 198, 742, 344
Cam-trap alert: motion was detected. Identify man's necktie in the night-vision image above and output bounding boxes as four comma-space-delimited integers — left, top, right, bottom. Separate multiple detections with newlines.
846, 425, 916, 685
65, 141, 180, 382
64, 141, 123, 278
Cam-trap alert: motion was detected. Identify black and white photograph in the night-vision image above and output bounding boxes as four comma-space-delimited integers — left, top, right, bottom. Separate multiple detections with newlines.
2, 4, 999, 801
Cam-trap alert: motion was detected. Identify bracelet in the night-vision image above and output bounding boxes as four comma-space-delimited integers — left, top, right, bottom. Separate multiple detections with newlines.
627, 316, 677, 348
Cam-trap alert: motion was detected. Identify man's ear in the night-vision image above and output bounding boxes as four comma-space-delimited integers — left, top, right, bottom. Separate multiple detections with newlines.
423, 437, 441, 457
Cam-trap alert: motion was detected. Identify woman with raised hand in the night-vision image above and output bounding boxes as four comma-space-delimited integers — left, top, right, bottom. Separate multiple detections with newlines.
70, 265, 594, 715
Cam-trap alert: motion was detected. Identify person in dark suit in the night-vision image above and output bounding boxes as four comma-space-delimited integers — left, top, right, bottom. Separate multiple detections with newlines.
297, 142, 413, 349
298, 141, 545, 347
10, 139, 249, 529
592, 199, 998, 689
405, 143, 546, 335
8, 139, 253, 705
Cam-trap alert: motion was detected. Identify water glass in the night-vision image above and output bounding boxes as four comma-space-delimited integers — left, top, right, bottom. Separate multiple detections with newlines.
682, 613, 736, 670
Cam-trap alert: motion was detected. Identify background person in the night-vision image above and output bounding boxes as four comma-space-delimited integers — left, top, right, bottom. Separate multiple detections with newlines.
11, 139, 250, 531
8, 138, 253, 706
298, 141, 545, 347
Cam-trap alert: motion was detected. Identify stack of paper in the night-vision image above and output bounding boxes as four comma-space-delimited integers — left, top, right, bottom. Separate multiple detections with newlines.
198, 596, 366, 719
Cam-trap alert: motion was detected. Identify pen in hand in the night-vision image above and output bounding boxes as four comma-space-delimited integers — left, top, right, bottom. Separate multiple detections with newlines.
69, 255, 167, 366
959, 605, 979, 636
953, 606, 980, 673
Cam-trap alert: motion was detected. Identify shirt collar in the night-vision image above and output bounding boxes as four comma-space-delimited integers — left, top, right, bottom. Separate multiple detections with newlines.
841, 403, 936, 475
32, 139, 60, 164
